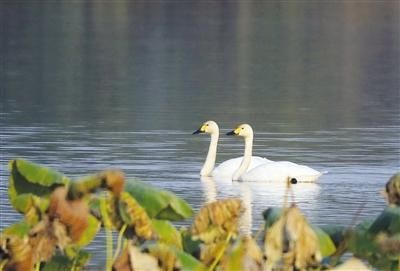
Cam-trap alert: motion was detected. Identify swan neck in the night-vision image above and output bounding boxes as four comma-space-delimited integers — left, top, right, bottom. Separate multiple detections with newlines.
233, 135, 253, 181
201, 132, 219, 176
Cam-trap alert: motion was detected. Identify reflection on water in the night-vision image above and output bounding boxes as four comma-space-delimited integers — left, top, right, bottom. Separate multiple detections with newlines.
1, 1, 399, 269
200, 176, 218, 204
238, 183, 253, 236
201, 175, 322, 236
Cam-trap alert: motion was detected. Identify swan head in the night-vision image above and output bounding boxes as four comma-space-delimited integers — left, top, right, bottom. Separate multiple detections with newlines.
193, 120, 219, 135
226, 123, 253, 138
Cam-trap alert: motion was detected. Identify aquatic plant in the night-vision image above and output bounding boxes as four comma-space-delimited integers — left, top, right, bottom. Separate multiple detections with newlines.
0, 159, 399, 271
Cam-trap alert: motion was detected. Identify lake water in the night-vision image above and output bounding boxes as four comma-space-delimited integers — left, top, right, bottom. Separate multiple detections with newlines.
1, 1, 399, 269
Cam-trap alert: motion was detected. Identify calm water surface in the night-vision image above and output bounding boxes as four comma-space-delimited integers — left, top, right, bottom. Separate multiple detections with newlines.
1, 1, 399, 269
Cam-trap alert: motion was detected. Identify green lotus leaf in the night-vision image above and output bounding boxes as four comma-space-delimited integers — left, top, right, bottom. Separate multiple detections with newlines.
319, 225, 347, 248
311, 225, 336, 257
124, 179, 193, 221
41, 250, 90, 271
174, 248, 207, 271
348, 219, 376, 255
1, 221, 31, 238
347, 209, 400, 270
348, 219, 392, 270
41, 254, 72, 271
8, 159, 69, 213
220, 239, 243, 270
220, 237, 263, 271
262, 207, 283, 229
152, 219, 182, 249
65, 247, 91, 268
68, 174, 104, 199
144, 243, 206, 271
368, 206, 400, 235
181, 228, 201, 257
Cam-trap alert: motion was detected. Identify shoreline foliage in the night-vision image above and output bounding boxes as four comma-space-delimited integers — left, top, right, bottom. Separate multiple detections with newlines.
0, 159, 399, 271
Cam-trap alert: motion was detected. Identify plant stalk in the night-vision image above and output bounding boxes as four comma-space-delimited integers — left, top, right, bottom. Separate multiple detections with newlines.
113, 223, 128, 261
208, 231, 233, 271
100, 193, 113, 271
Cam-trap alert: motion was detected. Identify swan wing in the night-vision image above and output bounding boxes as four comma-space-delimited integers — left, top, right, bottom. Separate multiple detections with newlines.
240, 161, 322, 182
248, 156, 272, 170
212, 156, 271, 177
212, 157, 244, 177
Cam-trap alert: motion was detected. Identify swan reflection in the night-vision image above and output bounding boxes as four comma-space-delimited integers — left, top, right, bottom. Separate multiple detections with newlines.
199, 176, 321, 232
200, 176, 218, 203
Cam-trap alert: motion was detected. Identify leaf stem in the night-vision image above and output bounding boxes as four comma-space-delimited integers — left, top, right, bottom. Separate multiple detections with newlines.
100, 193, 113, 271
208, 232, 232, 271
113, 223, 128, 261
0, 260, 7, 271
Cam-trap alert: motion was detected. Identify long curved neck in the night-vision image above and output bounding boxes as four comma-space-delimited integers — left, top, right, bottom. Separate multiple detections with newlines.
233, 134, 253, 181
200, 131, 219, 176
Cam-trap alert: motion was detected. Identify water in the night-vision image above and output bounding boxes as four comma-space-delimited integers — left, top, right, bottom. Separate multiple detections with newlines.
1, 1, 399, 269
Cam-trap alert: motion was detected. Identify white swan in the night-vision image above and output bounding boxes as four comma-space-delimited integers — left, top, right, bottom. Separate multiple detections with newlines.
226, 123, 322, 182
193, 120, 269, 178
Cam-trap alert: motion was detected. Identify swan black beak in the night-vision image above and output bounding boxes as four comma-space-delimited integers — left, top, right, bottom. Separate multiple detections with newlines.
193, 129, 203, 135
226, 130, 237, 136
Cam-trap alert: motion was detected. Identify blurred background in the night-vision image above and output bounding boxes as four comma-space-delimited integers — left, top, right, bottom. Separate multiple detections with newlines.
1, 1, 399, 269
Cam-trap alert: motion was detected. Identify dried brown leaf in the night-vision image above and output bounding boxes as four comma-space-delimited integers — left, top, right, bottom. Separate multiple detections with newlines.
220, 236, 263, 271
148, 244, 177, 271
113, 246, 132, 271
0, 235, 34, 271
264, 206, 321, 271
120, 192, 154, 240
48, 186, 89, 242
191, 198, 244, 243
100, 170, 125, 197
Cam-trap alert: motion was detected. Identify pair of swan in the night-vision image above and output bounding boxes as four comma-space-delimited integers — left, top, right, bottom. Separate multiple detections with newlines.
193, 121, 322, 182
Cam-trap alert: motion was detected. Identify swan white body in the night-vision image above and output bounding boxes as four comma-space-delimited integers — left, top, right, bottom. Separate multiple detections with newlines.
212, 156, 270, 178
227, 124, 322, 183
240, 161, 322, 182
193, 121, 269, 178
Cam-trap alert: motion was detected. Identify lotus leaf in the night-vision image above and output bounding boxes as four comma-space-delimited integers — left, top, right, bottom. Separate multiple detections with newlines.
41, 250, 90, 271
191, 198, 243, 243
152, 219, 182, 249
220, 236, 263, 271
124, 179, 193, 221
174, 248, 207, 271
148, 243, 177, 271
8, 159, 68, 214
263, 207, 336, 257
348, 208, 400, 270
41, 254, 73, 271
1, 221, 31, 238
118, 191, 154, 240
68, 169, 125, 199
368, 206, 400, 235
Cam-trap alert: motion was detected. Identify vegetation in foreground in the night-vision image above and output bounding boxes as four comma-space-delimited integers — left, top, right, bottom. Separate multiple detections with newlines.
0, 159, 399, 271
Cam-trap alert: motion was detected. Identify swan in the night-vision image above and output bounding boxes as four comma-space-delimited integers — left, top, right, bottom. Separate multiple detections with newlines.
226, 124, 323, 182
193, 120, 269, 178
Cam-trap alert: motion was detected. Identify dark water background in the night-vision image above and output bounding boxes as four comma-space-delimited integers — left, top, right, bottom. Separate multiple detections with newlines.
1, 1, 399, 269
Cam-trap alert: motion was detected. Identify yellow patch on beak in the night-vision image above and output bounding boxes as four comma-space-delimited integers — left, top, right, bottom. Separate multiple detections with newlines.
200, 125, 206, 132
233, 127, 241, 135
